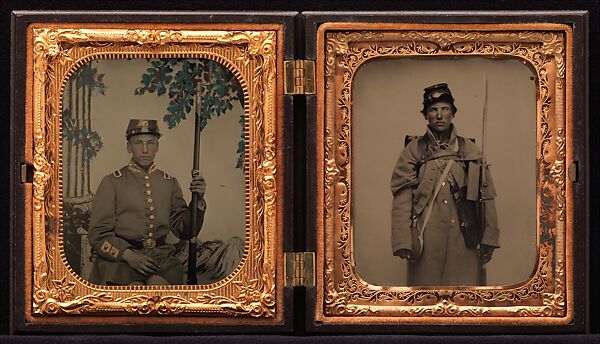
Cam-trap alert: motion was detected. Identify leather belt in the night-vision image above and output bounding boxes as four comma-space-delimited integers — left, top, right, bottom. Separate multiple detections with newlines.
121, 236, 166, 250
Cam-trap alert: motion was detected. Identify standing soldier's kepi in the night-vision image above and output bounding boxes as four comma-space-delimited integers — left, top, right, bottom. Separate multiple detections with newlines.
88, 119, 207, 286
390, 83, 500, 286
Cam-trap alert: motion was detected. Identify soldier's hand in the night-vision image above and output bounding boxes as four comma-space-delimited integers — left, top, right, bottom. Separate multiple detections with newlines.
190, 172, 206, 198
122, 249, 159, 275
479, 244, 495, 264
394, 248, 413, 261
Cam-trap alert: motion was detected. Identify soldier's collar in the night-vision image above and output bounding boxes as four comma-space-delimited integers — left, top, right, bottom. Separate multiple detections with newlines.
128, 160, 157, 174
425, 124, 458, 152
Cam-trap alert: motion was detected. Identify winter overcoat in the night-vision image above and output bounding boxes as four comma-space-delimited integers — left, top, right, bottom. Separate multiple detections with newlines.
390, 126, 500, 286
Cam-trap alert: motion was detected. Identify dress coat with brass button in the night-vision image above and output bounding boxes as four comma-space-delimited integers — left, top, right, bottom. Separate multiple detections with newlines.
390, 125, 500, 286
88, 162, 205, 285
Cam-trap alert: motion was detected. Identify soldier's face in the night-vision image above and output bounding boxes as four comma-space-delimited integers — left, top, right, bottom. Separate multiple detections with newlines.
127, 134, 159, 167
426, 101, 455, 133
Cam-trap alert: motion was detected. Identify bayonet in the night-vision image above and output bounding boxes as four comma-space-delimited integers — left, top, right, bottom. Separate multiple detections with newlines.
479, 72, 489, 285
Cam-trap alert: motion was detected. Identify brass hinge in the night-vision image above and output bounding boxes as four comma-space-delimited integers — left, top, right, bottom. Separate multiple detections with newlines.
284, 60, 316, 95
20, 162, 33, 183
285, 252, 315, 287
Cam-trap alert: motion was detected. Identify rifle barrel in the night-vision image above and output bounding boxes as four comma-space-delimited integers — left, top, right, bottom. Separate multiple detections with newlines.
187, 84, 203, 285
482, 72, 488, 164
479, 73, 489, 286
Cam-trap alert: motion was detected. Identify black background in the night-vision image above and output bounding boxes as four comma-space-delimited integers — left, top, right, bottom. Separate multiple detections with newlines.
1, 0, 598, 342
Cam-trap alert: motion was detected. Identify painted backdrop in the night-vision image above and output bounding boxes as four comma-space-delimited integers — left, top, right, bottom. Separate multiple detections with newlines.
62, 58, 246, 284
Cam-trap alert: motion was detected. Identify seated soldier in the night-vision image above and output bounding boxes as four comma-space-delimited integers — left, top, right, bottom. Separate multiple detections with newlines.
88, 119, 206, 285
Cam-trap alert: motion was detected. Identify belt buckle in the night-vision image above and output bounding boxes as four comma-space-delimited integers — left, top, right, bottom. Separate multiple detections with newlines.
143, 237, 156, 249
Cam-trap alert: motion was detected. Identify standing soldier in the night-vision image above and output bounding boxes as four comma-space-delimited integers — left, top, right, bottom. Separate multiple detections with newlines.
390, 83, 500, 286
88, 119, 206, 286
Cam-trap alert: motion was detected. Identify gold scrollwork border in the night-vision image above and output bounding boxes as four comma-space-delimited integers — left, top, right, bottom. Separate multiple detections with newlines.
26, 25, 281, 320
317, 23, 573, 324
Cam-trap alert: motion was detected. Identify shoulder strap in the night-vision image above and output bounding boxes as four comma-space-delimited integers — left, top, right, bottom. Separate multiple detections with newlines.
403, 135, 429, 174
417, 135, 427, 157
421, 137, 478, 164
404, 135, 421, 147
410, 135, 476, 169
457, 136, 467, 159
457, 136, 481, 161
416, 160, 454, 255
112, 169, 123, 178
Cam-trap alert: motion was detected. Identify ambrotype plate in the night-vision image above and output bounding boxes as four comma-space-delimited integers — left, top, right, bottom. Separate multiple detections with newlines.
16, 20, 286, 327
314, 21, 584, 327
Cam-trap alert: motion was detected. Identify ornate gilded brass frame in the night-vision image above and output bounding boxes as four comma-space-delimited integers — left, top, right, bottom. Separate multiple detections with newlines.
315, 23, 574, 325
23, 23, 284, 324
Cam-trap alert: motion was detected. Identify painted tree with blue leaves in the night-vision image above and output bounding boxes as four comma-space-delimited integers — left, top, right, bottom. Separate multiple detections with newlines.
134, 58, 245, 168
